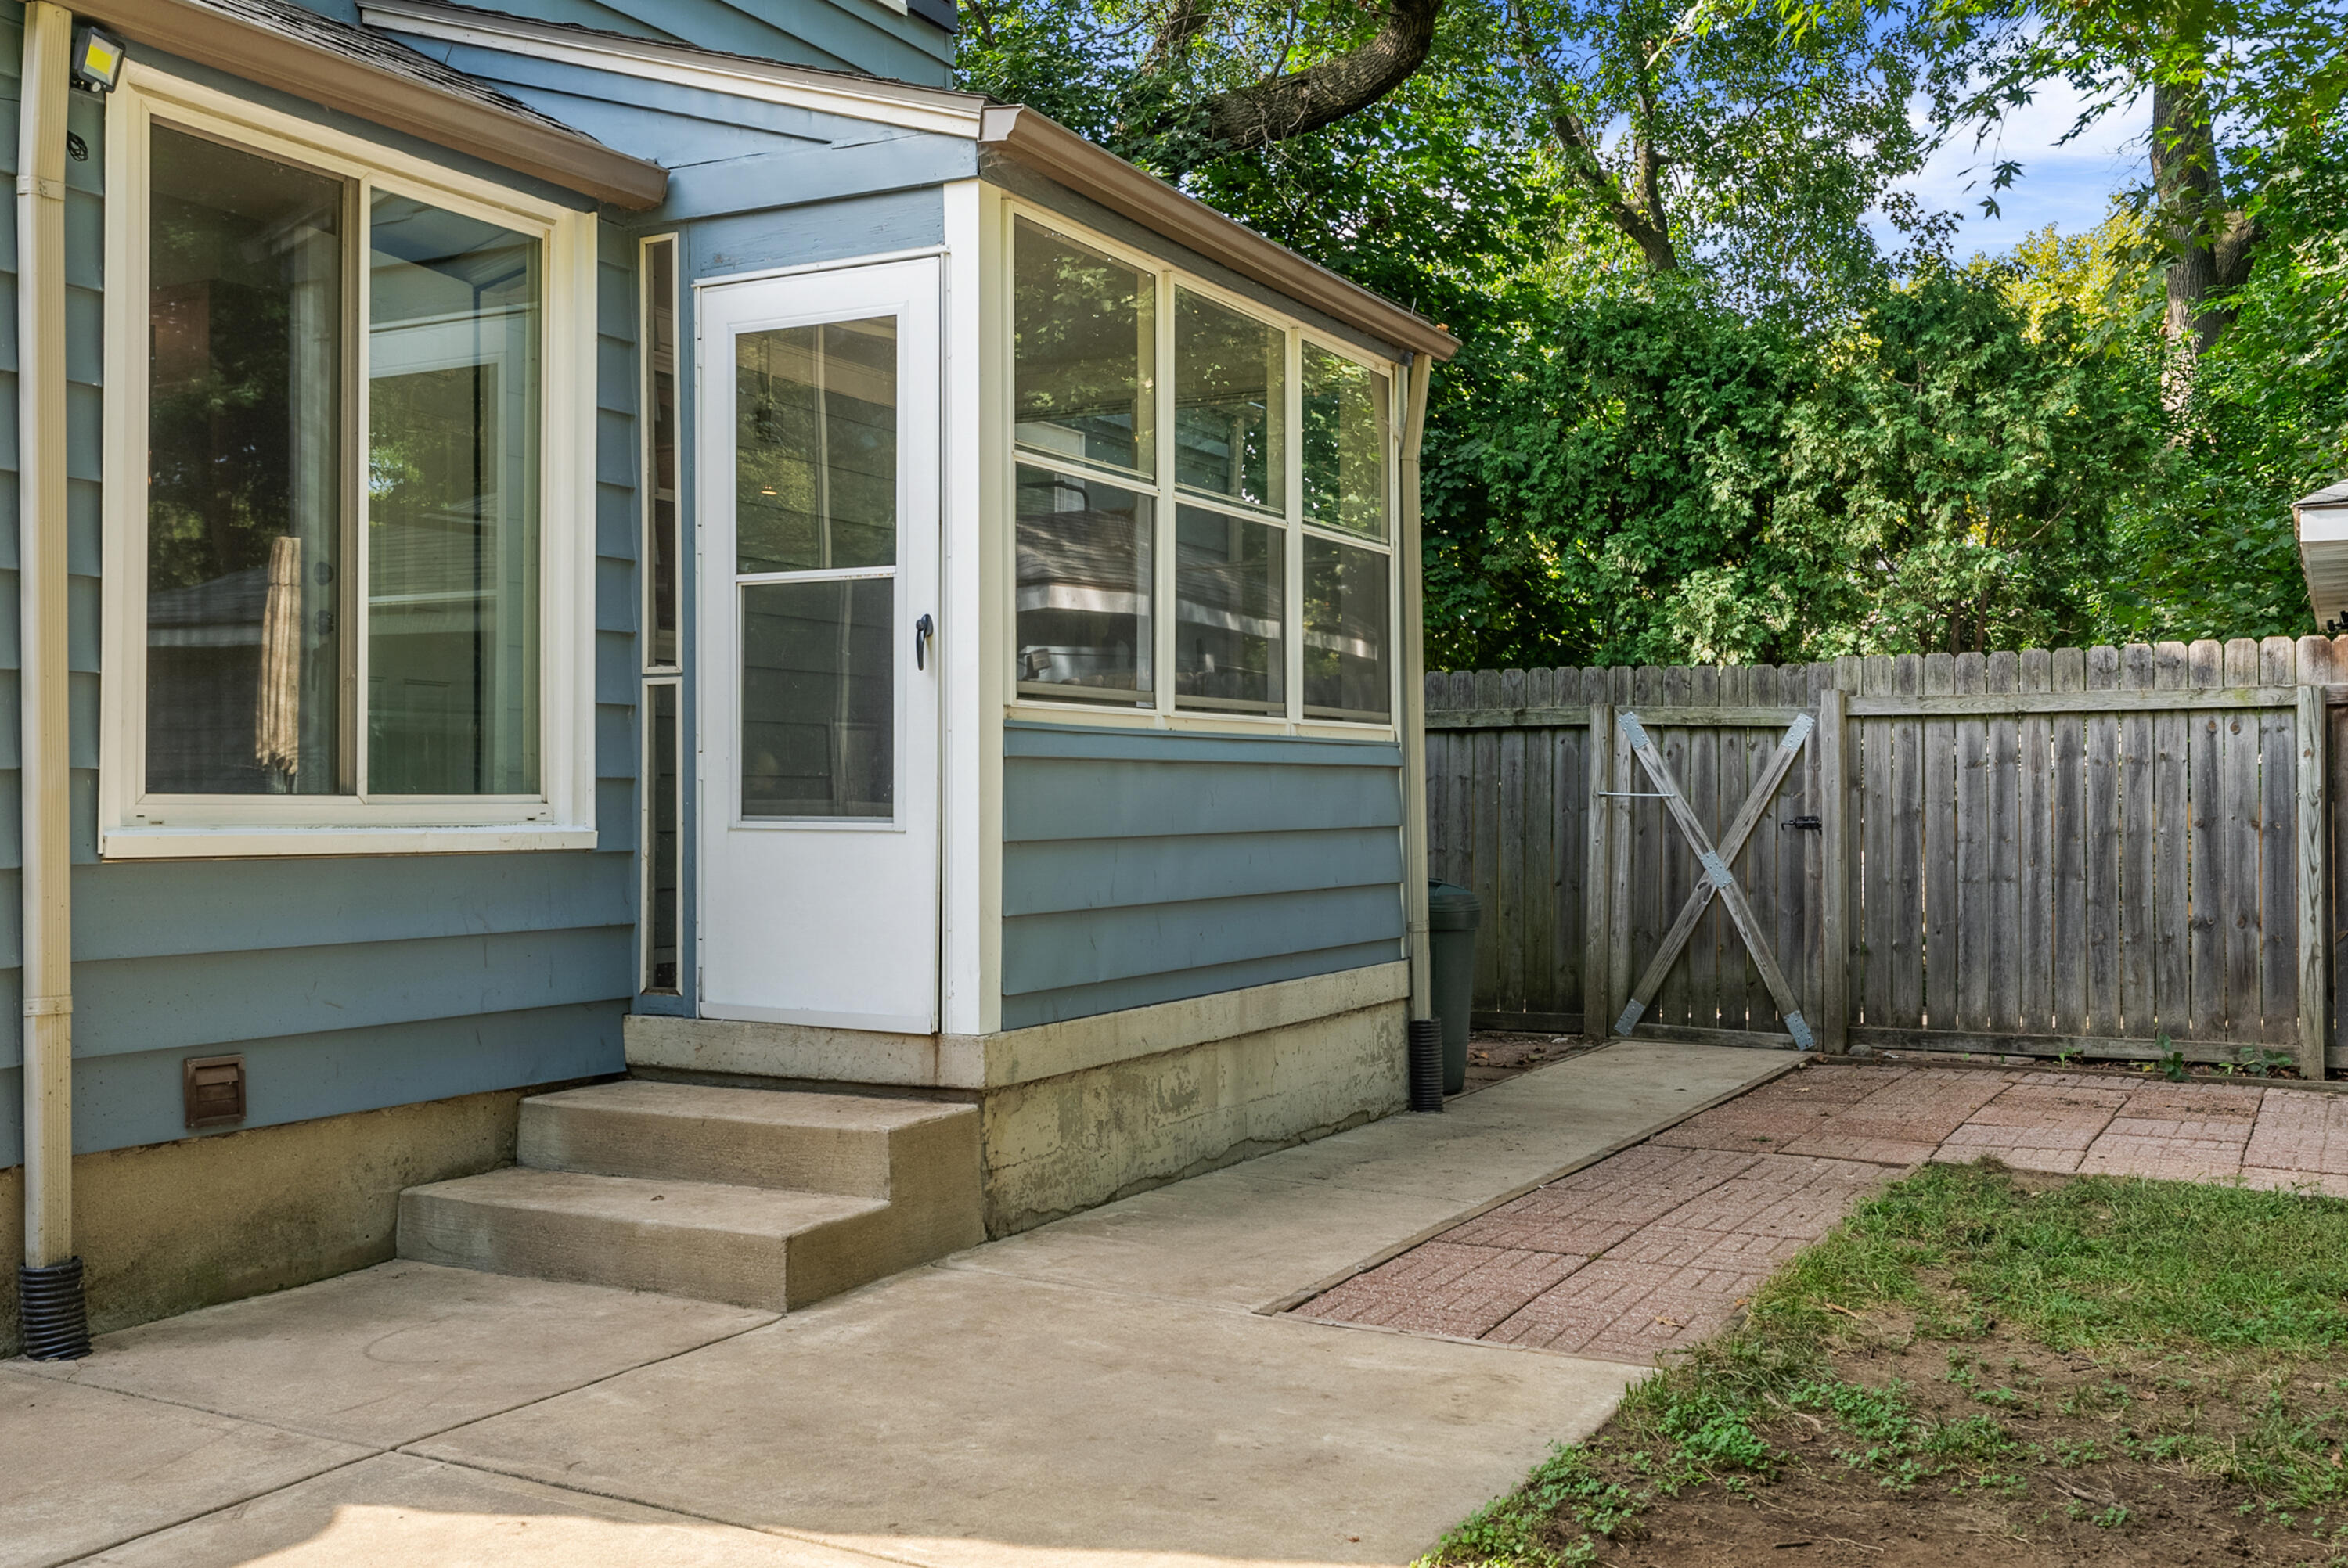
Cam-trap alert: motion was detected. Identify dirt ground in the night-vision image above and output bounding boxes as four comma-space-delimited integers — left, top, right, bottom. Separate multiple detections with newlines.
1586, 1306, 2348, 1567
1463, 1030, 1602, 1093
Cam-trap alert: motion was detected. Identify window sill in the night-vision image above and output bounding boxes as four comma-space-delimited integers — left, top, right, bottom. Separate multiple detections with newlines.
99, 823, 599, 861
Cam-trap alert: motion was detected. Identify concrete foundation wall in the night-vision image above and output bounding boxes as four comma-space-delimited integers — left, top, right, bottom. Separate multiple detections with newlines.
979, 998, 1407, 1235
0, 1089, 528, 1357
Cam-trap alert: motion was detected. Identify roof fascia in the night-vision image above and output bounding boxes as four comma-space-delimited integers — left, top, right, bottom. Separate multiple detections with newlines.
362, 0, 985, 138
978, 106, 1458, 362
77, 0, 668, 208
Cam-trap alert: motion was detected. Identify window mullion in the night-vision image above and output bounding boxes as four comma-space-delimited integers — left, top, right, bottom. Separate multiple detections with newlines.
1154, 266, 1176, 719
1284, 328, 1304, 728
352, 174, 374, 804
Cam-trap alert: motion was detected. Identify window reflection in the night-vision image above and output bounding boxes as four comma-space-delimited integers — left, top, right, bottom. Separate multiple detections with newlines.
741, 579, 894, 818
1303, 536, 1390, 721
146, 125, 346, 795
366, 192, 542, 796
1175, 290, 1282, 511
1302, 346, 1388, 541
1176, 505, 1283, 714
1014, 220, 1154, 475
1016, 465, 1153, 703
736, 318, 898, 574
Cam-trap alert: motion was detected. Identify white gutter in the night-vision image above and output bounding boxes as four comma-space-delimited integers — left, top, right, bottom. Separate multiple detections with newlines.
17, 0, 83, 1357
1398, 351, 1435, 1020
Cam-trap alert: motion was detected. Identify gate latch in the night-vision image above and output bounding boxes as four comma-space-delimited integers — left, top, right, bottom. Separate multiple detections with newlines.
1781, 815, 1823, 833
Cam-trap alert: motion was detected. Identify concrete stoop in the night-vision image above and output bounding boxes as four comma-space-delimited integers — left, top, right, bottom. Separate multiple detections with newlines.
397, 1081, 985, 1311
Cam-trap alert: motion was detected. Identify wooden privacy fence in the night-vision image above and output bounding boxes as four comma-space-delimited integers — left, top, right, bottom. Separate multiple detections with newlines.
1426, 637, 2348, 1077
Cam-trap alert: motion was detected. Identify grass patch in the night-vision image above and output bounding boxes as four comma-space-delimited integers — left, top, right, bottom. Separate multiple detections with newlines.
1428, 1160, 2348, 1566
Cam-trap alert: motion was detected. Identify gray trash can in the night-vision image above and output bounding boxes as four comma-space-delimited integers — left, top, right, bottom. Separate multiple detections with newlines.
1427, 881, 1481, 1095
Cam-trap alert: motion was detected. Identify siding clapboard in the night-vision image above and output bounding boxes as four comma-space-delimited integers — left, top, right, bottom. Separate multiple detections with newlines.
1000, 721, 1406, 1029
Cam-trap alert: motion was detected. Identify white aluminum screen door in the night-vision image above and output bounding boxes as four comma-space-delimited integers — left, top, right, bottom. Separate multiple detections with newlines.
697, 259, 941, 1032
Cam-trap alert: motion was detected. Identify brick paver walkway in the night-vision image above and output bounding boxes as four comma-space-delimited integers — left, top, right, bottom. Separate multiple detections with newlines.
1298, 1063, 2348, 1365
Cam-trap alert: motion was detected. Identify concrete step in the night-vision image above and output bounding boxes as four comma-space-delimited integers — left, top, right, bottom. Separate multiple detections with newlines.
398, 1081, 986, 1311
398, 1167, 891, 1311
518, 1080, 969, 1199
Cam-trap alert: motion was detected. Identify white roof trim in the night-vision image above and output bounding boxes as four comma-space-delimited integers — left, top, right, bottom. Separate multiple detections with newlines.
360, 0, 985, 138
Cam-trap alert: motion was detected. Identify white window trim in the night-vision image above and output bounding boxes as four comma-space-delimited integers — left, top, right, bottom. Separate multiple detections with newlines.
99, 63, 600, 859
997, 200, 1404, 741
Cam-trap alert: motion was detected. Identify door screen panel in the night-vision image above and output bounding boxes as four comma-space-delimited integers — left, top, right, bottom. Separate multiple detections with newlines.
740, 578, 893, 819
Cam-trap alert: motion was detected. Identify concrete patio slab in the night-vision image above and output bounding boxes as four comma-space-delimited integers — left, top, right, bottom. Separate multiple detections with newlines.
9, 1039, 1793, 1568
0, 1371, 369, 1568
409, 1261, 1642, 1568
71, 1453, 890, 1568
10, 1260, 773, 1447
946, 1162, 1468, 1310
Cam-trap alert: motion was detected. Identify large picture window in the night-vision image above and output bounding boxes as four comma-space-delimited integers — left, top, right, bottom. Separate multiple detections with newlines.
1010, 211, 1397, 728
103, 73, 595, 856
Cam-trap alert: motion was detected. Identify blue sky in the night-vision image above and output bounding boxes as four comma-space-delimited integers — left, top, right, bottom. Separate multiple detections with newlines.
1878, 76, 2148, 257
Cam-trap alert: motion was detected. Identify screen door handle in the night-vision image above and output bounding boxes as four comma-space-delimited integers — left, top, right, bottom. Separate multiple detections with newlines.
914, 613, 935, 671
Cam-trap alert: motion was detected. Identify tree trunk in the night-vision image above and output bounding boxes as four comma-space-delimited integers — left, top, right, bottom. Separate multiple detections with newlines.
2150, 76, 2256, 358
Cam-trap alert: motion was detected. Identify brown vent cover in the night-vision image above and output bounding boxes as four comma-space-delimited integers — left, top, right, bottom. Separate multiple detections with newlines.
183, 1055, 246, 1130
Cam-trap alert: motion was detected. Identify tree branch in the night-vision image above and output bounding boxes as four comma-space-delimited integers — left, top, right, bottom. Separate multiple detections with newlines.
1183, 0, 1445, 149
1508, 5, 1678, 270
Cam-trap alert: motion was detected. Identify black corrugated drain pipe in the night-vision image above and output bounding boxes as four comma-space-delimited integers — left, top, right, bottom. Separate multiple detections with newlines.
19, 1257, 91, 1360
1407, 1019, 1445, 1112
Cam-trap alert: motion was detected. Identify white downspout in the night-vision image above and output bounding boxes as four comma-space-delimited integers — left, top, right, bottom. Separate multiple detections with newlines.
17, 0, 82, 1358
1398, 350, 1435, 1021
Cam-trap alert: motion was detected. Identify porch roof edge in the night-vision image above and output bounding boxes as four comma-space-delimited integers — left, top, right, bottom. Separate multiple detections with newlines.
979, 105, 1460, 363
80, 0, 670, 209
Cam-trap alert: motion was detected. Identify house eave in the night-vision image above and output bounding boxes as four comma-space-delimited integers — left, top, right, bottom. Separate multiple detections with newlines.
362, 0, 989, 138
2296, 493, 2348, 628
978, 106, 1459, 363
79, 0, 669, 209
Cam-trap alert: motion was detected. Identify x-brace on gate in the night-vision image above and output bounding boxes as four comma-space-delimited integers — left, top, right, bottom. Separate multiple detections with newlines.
1609, 709, 1818, 1050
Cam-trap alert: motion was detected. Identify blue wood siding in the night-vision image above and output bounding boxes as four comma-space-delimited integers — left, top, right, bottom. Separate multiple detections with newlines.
999, 722, 1406, 1029
297, 0, 951, 87
0, 20, 636, 1167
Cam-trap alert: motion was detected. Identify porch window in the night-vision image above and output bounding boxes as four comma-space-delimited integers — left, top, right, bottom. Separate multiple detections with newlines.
1008, 210, 1399, 730
102, 71, 596, 856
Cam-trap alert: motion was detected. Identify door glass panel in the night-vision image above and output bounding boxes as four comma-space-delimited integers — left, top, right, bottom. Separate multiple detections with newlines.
1014, 463, 1153, 703
1175, 505, 1283, 714
146, 124, 348, 795
741, 578, 895, 819
646, 680, 681, 990
736, 318, 898, 574
366, 192, 542, 795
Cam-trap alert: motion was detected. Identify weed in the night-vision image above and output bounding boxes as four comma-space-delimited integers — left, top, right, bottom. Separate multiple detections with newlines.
2158, 1035, 2189, 1081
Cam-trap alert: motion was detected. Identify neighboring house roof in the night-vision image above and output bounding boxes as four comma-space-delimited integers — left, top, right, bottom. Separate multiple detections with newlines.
364, 0, 1463, 361
77, 0, 668, 208
2299, 480, 2348, 512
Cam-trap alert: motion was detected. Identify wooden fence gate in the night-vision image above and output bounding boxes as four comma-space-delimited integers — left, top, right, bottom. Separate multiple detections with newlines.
1427, 638, 2348, 1077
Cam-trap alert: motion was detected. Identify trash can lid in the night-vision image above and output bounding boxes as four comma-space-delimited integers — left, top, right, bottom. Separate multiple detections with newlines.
1428, 879, 1482, 930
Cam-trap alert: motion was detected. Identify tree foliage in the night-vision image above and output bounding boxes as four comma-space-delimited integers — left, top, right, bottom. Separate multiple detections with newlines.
962, 0, 2348, 670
